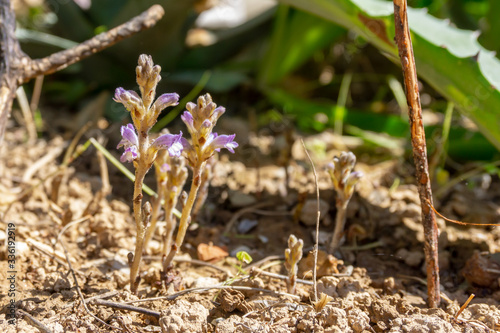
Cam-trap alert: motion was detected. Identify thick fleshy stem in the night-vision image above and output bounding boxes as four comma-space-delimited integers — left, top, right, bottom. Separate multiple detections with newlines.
162, 163, 204, 270
129, 125, 150, 295
328, 200, 348, 254
143, 184, 165, 252
192, 156, 215, 220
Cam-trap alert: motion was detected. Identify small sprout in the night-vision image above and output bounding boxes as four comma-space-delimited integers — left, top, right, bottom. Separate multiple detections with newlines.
236, 251, 253, 265
284, 234, 304, 295
312, 293, 333, 312
326, 151, 363, 253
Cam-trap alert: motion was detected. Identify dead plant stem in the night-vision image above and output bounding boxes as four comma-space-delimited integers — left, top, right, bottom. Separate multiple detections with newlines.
300, 138, 319, 302
393, 0, 440, 307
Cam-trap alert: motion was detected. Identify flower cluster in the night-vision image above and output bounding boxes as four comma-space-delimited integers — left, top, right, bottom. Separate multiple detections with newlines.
180, 94, 238, 167
326, 152, 363, 204
117, 123, 183, 164
114, 55, 239, 293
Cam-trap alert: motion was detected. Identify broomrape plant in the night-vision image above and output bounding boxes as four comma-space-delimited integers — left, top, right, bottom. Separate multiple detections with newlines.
115, 55, 183, 294
284, 234, 303, 295
162, 93, 238, 270
326, 152, 362, 253
115, 55, 238, 293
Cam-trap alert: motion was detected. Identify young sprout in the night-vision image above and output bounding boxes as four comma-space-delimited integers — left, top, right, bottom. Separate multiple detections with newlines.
326, 151, 363, 253
115, 54, 183, 294
162, 93, 238, 270
284, 234, 303, 295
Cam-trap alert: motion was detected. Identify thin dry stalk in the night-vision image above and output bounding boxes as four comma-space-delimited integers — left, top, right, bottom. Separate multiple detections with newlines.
455, 294, 475, 319
393, 0, 440, 307
300, 138, 319, 302
30, 75, 44, 113
16, 309, 53, 333
15, 87, 37, 143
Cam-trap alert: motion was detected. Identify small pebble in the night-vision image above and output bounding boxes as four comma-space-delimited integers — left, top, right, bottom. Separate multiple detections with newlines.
258, 235, 269, 244
237, 219, 258, 234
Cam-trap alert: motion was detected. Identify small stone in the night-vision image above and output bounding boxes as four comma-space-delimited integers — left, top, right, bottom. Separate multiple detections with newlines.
298, 199, 330, 226
229, 191, 256, 207
311, 230, 330, 245
237, 219, 258, 234
160, 299, 208, 333
193, 277, 220, 288
257, 235, 268, 244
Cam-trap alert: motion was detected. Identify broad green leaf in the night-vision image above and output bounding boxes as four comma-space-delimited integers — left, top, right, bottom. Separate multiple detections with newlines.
258, 6, 346, 86
266, 88, 499, 161
277, 0, 500, 151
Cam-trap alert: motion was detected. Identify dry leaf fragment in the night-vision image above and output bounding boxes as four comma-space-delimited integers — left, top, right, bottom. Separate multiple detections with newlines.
197, 242, 228, 262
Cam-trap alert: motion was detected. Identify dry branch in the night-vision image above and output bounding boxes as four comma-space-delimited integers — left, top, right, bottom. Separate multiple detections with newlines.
392, 0, 440, 307
0, 1, 165, 142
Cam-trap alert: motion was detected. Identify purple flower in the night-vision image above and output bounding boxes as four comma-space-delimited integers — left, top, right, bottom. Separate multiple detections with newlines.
212, 106, 225, 120
121, 146, 138, 163
117, 124, 139, 163
206, 133, 238, 153
153, 93, 180, 113
152, 132, 184, 157
113, 88, 142, 113
117, 124, 138, 149
181, 111, 196, 134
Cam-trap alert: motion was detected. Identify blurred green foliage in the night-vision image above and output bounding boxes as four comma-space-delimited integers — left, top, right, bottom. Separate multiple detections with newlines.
15, 0, 500, 163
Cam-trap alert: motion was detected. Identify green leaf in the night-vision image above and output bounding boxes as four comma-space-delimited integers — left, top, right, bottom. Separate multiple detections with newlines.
258, 5, 346, 86
236, 251, 253, 264
276, 0, 500, 151
266, 88, 499, 161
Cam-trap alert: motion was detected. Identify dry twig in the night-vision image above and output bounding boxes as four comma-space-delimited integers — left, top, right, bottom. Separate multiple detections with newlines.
16, 309, 53, 333
393, 0, 440, 307
0, 2, 165, 142
300, 138, 319, 302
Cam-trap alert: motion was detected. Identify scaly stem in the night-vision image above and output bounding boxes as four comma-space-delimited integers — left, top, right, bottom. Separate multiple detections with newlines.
129, 166, 147, 294
162, 188, 178, 258
129, 126, 149, 295
163, 163, 203, 269
143, 184, 165, 252
328, 200, 348, 253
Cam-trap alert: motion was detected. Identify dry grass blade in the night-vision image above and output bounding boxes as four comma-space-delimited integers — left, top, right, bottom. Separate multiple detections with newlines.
300, 137, 320, 302
455, 294, 475, 319
16, 309, 53, 333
